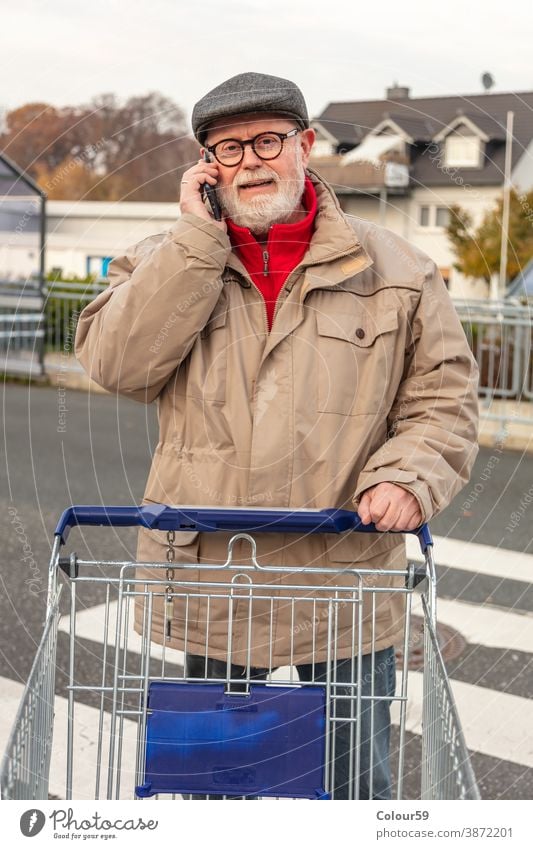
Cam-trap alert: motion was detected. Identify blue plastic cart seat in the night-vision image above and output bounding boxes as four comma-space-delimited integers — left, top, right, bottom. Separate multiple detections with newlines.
136, 681, 328, 799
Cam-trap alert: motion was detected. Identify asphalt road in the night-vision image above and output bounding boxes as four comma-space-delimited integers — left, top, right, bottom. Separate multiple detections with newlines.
2, 382, 533, 800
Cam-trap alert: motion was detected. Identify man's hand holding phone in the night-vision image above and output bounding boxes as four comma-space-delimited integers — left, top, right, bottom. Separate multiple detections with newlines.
179, 155, 226, 233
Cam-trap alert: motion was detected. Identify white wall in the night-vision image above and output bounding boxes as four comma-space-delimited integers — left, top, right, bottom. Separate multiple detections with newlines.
0, 200, 181, 280
341, 195, 412, 239
512, 140, 533, 195
0, 186, 503, 297
340, 185, 499, 299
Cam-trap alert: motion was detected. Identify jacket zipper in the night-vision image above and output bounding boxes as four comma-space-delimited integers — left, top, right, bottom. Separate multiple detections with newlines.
226, 242, 365, 334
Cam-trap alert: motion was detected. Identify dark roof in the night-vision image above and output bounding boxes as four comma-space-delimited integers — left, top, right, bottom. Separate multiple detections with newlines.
379, 113, 436, 141
456, 112, 506, 141
0, 150, 45, 198
315, 90, 533, 187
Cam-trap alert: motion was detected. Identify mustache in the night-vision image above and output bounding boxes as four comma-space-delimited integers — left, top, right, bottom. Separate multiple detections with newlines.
234, 169, 279, 188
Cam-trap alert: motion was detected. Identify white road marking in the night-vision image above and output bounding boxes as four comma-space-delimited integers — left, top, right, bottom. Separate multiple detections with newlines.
3, 660, 533, 802
411, 594, 533, 653
0, 677, 136, 800
58, 603, 186, 667
391, 670, 533, 769
62, 585, 533, 658
3, 537, 532, 799
407, 535, 533, 584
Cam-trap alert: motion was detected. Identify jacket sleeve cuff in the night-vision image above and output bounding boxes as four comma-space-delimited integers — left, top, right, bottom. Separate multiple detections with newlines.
168, 213, 231, 264
352, 469, 433, 523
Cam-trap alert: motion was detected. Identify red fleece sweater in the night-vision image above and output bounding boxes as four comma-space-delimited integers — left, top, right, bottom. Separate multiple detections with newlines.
226, 176, 318, 330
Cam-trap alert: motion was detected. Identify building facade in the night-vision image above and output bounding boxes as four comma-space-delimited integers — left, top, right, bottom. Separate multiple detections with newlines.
311, 86, 533, 299
0, 199, 180, 281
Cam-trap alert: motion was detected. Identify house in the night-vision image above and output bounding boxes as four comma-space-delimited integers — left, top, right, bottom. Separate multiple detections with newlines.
311, 85, 533, 298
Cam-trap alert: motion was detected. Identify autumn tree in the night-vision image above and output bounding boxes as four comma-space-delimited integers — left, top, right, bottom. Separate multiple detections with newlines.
0, 92, 199, 201
0, 102, 86, 175
447, 190, 533, 285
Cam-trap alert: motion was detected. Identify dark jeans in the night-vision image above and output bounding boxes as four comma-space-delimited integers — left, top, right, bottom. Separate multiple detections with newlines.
185, 645, 396, 800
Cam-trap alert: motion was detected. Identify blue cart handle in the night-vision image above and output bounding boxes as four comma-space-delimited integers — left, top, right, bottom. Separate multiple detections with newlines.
54, 505, 433, 553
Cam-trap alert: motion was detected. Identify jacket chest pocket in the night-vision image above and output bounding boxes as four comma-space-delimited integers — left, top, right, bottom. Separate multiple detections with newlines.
316, 309, 399, 416
182, 305, 228, 404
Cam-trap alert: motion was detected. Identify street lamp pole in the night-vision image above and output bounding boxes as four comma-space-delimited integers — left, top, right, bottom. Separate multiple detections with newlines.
498, 110, 514, 296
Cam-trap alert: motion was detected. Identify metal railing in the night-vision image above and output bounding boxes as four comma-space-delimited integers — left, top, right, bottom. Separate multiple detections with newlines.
0, 278, 105, 377
2, 280, 533, 430
0, 312, 45, 376
455, 300, 533, 398
454, 299, 533, 429
43, 279, 105, 362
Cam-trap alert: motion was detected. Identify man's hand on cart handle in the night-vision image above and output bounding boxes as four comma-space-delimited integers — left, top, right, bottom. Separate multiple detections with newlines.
358, 482, 423, 532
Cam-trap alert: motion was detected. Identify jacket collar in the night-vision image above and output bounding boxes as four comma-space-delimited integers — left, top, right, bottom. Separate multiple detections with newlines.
225, 167, 372, 287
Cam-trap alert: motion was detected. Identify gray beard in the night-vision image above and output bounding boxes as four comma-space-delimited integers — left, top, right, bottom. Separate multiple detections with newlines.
218, 158, 306, 236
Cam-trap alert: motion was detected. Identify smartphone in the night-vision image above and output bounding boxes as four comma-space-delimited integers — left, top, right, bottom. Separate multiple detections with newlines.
201, 150, 222, 221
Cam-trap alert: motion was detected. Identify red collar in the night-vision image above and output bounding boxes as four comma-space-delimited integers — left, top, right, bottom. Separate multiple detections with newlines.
225, 178, 317, 329
226, 175, 317, 255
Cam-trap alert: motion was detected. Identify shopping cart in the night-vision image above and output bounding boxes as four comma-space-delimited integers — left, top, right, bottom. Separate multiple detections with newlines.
1, 505, 480, 801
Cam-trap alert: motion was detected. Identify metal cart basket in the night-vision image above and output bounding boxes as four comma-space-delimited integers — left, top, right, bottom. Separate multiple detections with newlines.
1, 505, 480, 801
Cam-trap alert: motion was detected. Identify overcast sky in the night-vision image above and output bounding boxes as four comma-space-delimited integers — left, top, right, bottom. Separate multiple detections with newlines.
1, 0, 531, 128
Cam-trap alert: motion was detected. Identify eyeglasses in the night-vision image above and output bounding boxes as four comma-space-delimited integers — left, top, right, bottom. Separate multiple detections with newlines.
205, 129, 300, 167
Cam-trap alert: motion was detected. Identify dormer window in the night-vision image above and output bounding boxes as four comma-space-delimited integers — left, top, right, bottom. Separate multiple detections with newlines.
445, 135, 482, 168
433, 115, 489, 169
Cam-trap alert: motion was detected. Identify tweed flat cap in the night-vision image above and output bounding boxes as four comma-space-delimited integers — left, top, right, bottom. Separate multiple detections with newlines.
192, 72, 309, 144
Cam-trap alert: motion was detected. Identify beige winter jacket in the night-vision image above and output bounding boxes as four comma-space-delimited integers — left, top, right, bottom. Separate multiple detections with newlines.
75, 168, 479, 666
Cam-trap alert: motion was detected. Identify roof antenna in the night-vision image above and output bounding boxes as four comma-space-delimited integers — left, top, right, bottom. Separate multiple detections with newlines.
481, 72, 495, 92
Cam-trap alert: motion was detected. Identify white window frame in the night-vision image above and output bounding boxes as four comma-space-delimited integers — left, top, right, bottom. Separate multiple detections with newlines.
435, 206, 450, 228
444, 135, 482, 168
417, 204, 451, 230
418, 205, 431, 227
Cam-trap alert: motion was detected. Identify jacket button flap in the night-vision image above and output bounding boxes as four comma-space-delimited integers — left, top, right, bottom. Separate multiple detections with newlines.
316, 310, 398, 347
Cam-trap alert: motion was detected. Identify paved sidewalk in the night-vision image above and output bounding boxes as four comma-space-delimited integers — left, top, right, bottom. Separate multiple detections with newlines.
478, 399, 533, 453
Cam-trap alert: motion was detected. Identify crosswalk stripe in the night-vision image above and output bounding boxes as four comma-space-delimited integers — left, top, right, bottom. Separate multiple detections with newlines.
56, 598, 533, 772
392, 671, 533, 769
3, 543, 532, 799
0, 676, 138, 800
3, 649, 533, 801
62, 588, 533, 659
406, 535, 533, 583
48, 689, 139, 800
58, 603, 186, 667
411, 595, 533, 653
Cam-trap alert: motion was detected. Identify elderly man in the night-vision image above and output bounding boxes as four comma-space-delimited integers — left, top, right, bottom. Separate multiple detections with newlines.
75, 72, 479, 800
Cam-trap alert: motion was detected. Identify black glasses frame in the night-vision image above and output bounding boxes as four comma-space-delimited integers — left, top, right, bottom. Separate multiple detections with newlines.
205, 128, 300, 167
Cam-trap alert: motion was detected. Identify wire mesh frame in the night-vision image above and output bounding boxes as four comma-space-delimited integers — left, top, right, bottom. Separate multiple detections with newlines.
61, 557, 415, 801
2, 538, 480, 801
421, 594, 481, 800
0, 589, 61, 800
